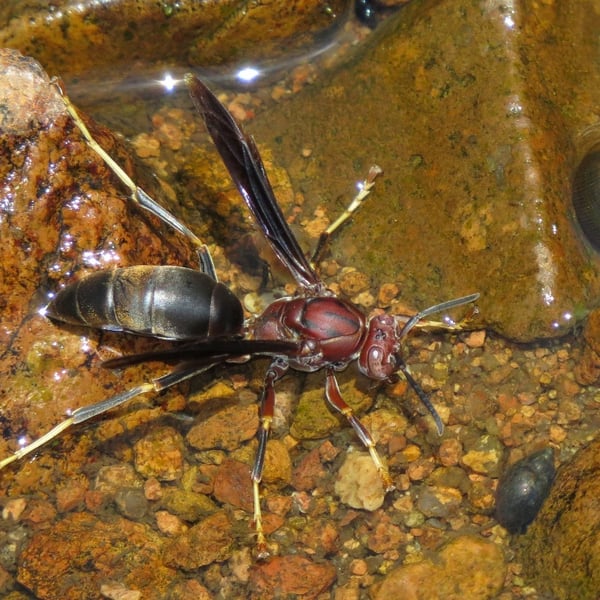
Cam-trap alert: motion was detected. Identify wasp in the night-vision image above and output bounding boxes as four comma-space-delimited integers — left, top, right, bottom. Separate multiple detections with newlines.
1, 75, 478, 555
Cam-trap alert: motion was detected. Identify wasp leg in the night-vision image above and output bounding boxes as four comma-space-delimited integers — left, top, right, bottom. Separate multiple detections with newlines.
311, 164, 383, 266
397, 293, 481, 339
251, 358, 289, 558
50, 77, 216, 278
0, 360, 219, 471
324, 368, 394, 492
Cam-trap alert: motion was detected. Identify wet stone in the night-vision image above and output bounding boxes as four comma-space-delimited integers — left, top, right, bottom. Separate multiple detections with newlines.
94, 464, 144, 494
133, 426, 185, 481
249, 555, 337, 599
212, 458, 254, 512
0, 0, 347, 83
406, 457, 435, 482
16, 512, 175, 600
0, 566, 11, 596
2, 498, 27, 522
163, 511, 234, 570
297, 518, 340, 555
334, 452, 385, 511
155, 510, 187, 537
168, 579, 213, 600
290, 378, 373, 440
21, 499, 56, 527
362, 408, 409, 444
361, 512, 408, 554
374, 536, 505, 600
0, 48, 197, 465
114, 487, 148, 520
460, 434, 504, 477
258, 438, 293, 485
438, 438, 463, 467
228, 437, 293, 490
56, 477, 88, 512
143, 477, 162, 501
100, 582, 141, 600
337, 268, 370, 296
291, 444, 329, 491
159, 488, 218, 523
257, 0, 600, 341
416, 485, 463, 519
186, 404, 258, 451
465, 476, 494, 512
518, 437, 600, 599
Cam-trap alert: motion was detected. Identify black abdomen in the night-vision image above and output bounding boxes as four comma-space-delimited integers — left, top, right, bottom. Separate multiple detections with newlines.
46, 265, 244, 340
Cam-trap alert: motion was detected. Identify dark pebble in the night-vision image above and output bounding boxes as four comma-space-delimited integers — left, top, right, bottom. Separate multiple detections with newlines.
495, 448, 555, 534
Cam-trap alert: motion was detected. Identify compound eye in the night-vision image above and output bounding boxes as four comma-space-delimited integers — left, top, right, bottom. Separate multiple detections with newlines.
361, 346, 395, 380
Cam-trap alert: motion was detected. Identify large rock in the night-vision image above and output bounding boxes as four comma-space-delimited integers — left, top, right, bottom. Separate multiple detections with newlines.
17, 512, 176, 599
251, 0, 600, 341
518, 436, 600, 599
0, 0, 347, 81
0, 49, 196, 463
373, 535, 506, 599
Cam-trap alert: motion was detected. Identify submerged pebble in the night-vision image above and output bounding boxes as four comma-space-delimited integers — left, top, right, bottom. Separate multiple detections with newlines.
495, 448, 556, 534
334, 451, 385, 511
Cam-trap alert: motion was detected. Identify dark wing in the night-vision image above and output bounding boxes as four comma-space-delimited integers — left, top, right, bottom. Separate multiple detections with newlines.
185, 74, 322, 292
102, 338, 301, 369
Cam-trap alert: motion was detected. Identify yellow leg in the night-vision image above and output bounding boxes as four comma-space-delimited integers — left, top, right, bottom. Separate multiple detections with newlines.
50, 77, 215, 277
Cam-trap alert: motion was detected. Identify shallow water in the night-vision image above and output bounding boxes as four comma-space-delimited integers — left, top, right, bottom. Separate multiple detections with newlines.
2, 1, 600, 598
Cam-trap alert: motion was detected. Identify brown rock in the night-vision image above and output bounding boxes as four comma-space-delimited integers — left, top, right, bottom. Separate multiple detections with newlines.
575, 308, 600, 384
133, 426, 185, 481
374, 536, 505, 599
438, 438, 463, 467
292, 445, 328, 491
0, 565, 11, 596
256, 0, 600, 341
362, 513, 408, 554
416, 485, 463, 519
262, 438, 293, 485
94, 464, 144, 494
159, 488, 218, 523
163, 511, 234, 570
581, 307, 600, 353
21, 499, 57, 527
465, 330, 487, 349
17, 512, 175, 600
168, 579, 213, 600
337, 269, 370, 296
519, 436, 600, 599
213, 459, 254, 512
406, 457, 435, 481
290, 377, 373, 440
460, 434, 504, 477
0, 48, 196, 466
2, 498, 27, 522
298, 519, 340, 555
0, 1, 346, 82
249, 555, 337, 599
155, 511, 188, 537
186, 404, 258, 451
56, 476, 88, 512
99, 582, 141, 600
